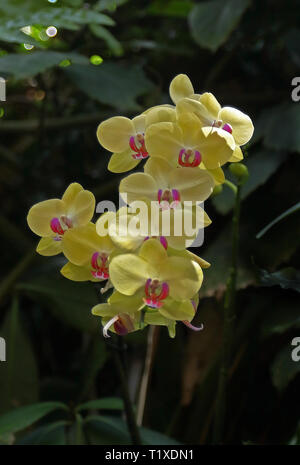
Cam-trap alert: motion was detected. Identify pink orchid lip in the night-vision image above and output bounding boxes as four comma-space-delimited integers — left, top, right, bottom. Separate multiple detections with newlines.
113, 318, 129, 336
50, 216, 72, 240
91, 252, 109, 280
144, 278, 169, 309
222, 123, 233, 134
178, 148, 202, 167
158, 188, 181, 209
182, 320, 204, 331
103, 314, 134, 338
129, 134, 148, 160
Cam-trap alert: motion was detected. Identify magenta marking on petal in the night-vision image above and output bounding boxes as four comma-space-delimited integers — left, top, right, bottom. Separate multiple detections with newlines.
144, 278, 152, 298
129, 135, 149, 160
157, 189, 163, 203
157, 282, 169, 301
50, 217, 64, 235
172, 189, 180, 202
182, 320, 204, 331
129, 136, 138, 152
160, 236, 168, 249
191, 300, 197, 312
222, 123, 233, 134
91, 252, 99, 270
192, 150, 202, 167
178, 148, 186, 166
144, 297, 164, 309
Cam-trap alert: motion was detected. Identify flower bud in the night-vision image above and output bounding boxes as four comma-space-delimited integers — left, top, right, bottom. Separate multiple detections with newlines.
229, 163, 249, 185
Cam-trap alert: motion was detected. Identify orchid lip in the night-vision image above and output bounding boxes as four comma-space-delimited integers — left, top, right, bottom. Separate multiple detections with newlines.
129, 134, 148, 160
50, 216, 72, 239
103, 314, 134, 337
158, 188, 181, 209
144, 279, 169, 309
91, 251, 109, 280
178, 148, 202, 167
222, 123, 233, 134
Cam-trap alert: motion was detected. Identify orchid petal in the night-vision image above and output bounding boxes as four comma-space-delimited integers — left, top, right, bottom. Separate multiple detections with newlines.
97, 116, 135, 153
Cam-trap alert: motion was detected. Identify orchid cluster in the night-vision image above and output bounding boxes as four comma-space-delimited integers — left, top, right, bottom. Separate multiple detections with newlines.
27, 74, 253, 338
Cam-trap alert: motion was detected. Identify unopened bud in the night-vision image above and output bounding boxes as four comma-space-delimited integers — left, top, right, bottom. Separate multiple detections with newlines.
229, 163, 249, 185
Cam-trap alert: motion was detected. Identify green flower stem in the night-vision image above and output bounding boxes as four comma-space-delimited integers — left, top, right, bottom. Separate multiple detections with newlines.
224, 179, 238, 195
109, 337, 142, 445
92, 284, 142, 445
213, 181, 241, 444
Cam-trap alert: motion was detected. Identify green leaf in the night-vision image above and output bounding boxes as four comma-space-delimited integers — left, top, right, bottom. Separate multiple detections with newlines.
200, 224, 256, 296
0, 297, 39, 414
89, 24, 123, 56
17, 275, 99, 333
148, 0, 194, 17
16, 421, 67, 445
188, 0, 250, 52
84, 415, 131, 445
260, 298, 300, 339
257, 104, 300, 153
76, 397, 124, 412
259, 267, 300, 293
64, 63, 154, 110
11, 7, 115, 31
271, 344, 300, 391
140, 426, 181, 445
256, 202, 300, 239
0, 51, 89, 80
212, 150, 287, 215
84, 415, 180, 445
0, 402, 68, 436
75, 413, 86, 445
0, 27, 40, 46
95, 0, 128, 11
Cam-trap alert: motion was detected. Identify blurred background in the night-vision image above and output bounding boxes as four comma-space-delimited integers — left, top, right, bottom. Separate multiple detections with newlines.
0, 0, 300, 445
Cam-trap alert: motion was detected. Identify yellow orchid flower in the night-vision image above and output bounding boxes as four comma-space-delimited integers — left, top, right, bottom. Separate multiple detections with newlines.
97, 106, 176, 173
92, 290, 180, 338
145, 112, 235, 170
109, 238, 203, 322
169, 74, 254, 161
97, 199, 211, 252
119, 156, 214, 207
61, 222, 115, 282
27, 183, 95, 257
92, 290, 145, 337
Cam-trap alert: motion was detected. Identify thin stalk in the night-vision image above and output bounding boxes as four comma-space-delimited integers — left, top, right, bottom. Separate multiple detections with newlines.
92, 283, 142, 445
109, 337, 142, 445
212, 182, 241, 444
136, 326, 158, 426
